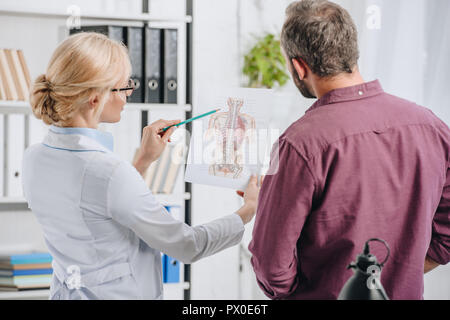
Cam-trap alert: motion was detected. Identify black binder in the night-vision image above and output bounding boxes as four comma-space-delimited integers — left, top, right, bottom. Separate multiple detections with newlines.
125, 27, 145, 103
69, 25, 124, 44
163, 29, 178, 104
144, 27, 162, 103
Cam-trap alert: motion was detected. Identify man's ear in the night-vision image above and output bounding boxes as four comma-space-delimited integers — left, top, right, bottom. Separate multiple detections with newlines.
292, 58, 308, 80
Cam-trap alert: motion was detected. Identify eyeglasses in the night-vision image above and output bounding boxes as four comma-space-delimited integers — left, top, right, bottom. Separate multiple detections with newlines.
111, 79, 140, 97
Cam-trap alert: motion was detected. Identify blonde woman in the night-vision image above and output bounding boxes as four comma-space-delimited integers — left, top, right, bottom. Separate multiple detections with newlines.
22, 32, 260, 300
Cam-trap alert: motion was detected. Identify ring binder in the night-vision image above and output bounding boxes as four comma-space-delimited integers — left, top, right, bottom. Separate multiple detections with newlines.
69, 25, 124, 44
126, 27, 145, 103
163, 29, 178, 104
145, 27, 162, 103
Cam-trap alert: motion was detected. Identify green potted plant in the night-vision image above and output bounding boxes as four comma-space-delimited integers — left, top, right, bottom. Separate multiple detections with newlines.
243, 33, 289, 89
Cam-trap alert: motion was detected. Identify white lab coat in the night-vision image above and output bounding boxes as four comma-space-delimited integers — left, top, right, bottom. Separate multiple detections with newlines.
22, 125, 245, 299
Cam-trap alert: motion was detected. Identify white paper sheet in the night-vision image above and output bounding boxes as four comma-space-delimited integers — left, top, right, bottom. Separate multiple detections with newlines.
185, 87, 282, 190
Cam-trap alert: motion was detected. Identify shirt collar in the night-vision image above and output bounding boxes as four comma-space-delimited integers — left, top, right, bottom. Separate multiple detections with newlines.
43, 125, 114, 153
306, 79, 384, 113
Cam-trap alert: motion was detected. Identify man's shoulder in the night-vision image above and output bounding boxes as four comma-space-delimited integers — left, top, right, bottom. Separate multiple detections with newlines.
381, 92, 432, 116
280, 117, 324, 161
379, 93, 450, 134
281, 92, 448, 160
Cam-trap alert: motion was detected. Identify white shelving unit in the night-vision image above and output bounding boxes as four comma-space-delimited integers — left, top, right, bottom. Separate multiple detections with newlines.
0, 1, 193, 300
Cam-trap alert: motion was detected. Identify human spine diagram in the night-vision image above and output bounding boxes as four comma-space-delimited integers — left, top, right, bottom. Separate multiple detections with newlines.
206, 97, 255, 179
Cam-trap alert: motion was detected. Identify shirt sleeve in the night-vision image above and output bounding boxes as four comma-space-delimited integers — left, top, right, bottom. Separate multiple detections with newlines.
427, 165, 450, 265
107, 161, 245, 264
248, 138, 315, 299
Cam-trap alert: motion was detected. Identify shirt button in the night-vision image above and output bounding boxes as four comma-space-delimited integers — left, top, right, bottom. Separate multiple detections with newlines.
358, 90, 364, 96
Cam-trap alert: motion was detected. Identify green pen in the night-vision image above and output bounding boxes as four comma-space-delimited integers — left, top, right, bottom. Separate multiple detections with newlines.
160, 108, 221, 132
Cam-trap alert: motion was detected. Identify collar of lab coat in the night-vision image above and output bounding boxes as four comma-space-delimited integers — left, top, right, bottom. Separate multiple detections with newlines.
42, 125, 114, 153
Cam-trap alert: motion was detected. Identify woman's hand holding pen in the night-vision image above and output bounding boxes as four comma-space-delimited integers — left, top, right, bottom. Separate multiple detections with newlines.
235, 175, 264, 224
133, 119, 181, 176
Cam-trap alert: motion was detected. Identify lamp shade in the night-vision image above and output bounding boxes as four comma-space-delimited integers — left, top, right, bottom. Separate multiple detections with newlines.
338, 238, 390, 300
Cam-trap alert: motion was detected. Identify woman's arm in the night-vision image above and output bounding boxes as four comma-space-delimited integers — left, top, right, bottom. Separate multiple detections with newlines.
108, 160, 260, 264
133, 156, 150, 177
133, 119, 181, 176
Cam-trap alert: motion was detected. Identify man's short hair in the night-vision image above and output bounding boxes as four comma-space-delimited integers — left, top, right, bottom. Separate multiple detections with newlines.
281, 0, 359, 77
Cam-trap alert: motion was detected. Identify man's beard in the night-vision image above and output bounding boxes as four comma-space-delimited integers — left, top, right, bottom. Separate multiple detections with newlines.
292, 70, 317, 99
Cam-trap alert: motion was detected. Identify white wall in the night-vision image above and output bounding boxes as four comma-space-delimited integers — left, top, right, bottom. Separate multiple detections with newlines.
191, 0, 241, 299
191, 0, 306, 300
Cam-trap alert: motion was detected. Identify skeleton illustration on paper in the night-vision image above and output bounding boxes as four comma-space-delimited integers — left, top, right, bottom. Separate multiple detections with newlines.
205, 97, 256, 179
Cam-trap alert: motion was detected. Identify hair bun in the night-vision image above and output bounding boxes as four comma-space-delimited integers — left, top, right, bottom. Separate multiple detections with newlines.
30, 74, 60, 125
42, 75, 53, 91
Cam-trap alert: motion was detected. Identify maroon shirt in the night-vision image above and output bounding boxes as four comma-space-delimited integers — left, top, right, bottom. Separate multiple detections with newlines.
248, 80, 450, 300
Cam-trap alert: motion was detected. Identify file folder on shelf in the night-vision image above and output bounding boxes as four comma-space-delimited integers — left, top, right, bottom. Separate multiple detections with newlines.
144, 27, 162, 103
133, 144, 183, 194
69, 25, 124, 44
126, 27, 145, 103
0, 75, 6, 100
0, 49, 19, 101
0, 49, 31, 101
4, 49, 28, 101
5, 114, 25, 197
162, 254, 180, 283
17, 50, 32, 89
151, 145, 171, 193
163, 29, 178, 104
161, 206, 181, 283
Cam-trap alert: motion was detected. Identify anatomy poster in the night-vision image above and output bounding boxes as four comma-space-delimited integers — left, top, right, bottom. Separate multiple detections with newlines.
185, 87, 281, 190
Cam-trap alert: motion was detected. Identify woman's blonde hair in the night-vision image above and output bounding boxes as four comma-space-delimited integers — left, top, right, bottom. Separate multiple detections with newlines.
30, 32, 131, 126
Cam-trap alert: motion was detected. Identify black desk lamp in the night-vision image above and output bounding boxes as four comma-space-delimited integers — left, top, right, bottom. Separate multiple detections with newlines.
338, 238, 390, 300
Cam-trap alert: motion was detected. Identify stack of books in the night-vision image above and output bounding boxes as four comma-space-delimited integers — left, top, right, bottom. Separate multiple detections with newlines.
0, 49, 31, 101
0, 252, 53, 291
